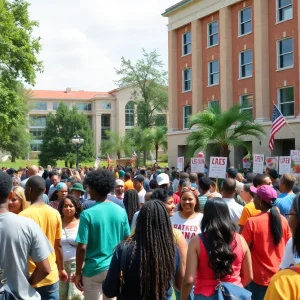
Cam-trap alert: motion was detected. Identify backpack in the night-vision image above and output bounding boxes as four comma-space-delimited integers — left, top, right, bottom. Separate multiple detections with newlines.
0, 269, 18, 300
199, 234, 252, 300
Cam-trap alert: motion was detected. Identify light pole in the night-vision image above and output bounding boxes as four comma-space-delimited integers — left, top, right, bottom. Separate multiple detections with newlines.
71, 135, 84, 169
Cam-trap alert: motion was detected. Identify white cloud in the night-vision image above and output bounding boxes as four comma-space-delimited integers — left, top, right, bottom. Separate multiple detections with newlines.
28, 0, 177, 91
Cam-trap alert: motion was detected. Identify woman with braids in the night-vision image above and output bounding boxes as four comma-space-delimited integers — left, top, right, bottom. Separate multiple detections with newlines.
242, 185, 291, 300
182, 198, 253, 299
265, 194, 300, 299
103, 200, 184, 299
58, 195, 84, 299
123, 189, 140, 227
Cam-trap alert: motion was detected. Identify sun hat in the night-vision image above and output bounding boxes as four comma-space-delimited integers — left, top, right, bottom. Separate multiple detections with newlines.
250, 185, 277, 204
156, 173, 170, 186
70, 182, 85, 194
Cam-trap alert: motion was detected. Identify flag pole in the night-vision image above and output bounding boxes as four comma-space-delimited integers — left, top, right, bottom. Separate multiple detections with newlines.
272, 101, 295, 134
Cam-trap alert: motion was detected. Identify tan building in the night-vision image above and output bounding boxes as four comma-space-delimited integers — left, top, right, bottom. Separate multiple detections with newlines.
163, 0, 300, 168
30, 86, 137, 156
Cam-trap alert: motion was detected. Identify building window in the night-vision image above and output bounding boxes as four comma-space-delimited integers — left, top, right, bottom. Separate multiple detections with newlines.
277, 0, 292, 22
239, 7, 252, 36
29, 128, 44, 138
277, 38, 293, 70
31, 140, 42, 151
182, 68, 192, 92
183, 106, 192, 129
53, 102, 70, 110
75, 103, 92, 111
207, 21, 218, 47
208, 60, 219, 86
101, 102, 111, 109
101, 114, 111, 141
33, 102, 47, 110
182, 32, 192, 56
125, 102, 135, 127
278, 87, 294, 116
240, 50, 253, 78
208, 100, 219, 109
240, 94, 253, 119
29, 116, 46, 127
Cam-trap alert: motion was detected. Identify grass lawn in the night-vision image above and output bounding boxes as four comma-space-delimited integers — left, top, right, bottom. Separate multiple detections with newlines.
0, 159, 169, 169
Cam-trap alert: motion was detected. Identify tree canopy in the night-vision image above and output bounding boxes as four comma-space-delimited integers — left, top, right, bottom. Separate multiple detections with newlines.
39, 104, 95, 167
0, 0, 42, 139
115, 49, 168, 129
186, 104, 265, 157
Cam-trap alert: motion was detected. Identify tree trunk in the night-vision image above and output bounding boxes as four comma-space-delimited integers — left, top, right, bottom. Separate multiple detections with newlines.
117, 152, 121, 159
143, 150, 147, 166
155, 144, 158, 162
11, 154, 16, 162
70, 162, 73, 168
220, 144, 231, 168
65, 161, 68, 167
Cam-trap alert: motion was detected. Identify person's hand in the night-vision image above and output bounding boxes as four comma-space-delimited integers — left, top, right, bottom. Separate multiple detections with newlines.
59, 269, 68, 282
75, 274, 84, 291
70, 274, 76, 283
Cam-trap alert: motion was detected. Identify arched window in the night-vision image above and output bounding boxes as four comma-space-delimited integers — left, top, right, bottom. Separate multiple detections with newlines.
125, 101, 135, 127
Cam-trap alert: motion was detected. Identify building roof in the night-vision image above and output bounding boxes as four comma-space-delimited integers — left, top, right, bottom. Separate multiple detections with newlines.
31, 89, 111, 100
162, 0, 193, 17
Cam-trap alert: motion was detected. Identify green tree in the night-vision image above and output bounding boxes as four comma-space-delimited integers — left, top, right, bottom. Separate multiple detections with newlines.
186, 104, 265, 158
39, 103, 95, 167
0, 0, 42, 139
152, 126, 168, 162
115, 49, 168, 129
100, 131, 131, 159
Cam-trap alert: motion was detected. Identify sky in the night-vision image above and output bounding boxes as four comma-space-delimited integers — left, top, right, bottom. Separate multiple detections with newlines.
28, 0, 177, 92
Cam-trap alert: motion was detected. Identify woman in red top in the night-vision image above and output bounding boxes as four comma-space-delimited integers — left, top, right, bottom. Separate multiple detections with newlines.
182, 198, 252, 299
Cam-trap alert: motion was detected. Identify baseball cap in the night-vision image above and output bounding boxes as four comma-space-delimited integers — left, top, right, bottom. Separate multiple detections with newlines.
134, 175, 144, 182
156, 173, 170, 186
268, 169, 278, 179
119, 170, 125, 178
157, 169, 162, 175
70, 183, 85, 194
115, 179, 124, 187
250, 185, 277, 204
227, 168, 237, 178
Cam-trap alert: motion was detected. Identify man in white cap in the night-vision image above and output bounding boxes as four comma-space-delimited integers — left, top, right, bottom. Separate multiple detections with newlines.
113, 179, 124, 200
157, 173, 180, 204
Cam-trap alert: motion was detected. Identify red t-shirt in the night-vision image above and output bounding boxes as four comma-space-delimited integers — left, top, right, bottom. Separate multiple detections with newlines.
242, 212, 291, 286
173, 191, 180, 205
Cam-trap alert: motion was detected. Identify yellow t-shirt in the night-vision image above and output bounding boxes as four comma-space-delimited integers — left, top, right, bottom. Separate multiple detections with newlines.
238, 201, 261, 226
264, 264, 300, 300
124, 180, 134, 191
20, 203, 62, 287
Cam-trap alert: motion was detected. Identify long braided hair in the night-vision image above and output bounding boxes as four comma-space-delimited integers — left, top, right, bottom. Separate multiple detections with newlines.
123, 189, 140, 226
130, 200, 175, 299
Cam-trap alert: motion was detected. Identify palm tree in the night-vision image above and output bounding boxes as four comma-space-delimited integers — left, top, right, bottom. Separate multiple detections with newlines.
152, 126, 168, 162
186, 104, 265, 158
100, 131, 130, 159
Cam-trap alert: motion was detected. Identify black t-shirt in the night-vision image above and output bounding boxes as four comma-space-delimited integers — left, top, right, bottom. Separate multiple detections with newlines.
103, 242, 180, 299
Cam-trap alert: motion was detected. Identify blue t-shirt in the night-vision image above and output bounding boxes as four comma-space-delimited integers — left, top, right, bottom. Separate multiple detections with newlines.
76, 201, 130, 277
275, 193, 296, 218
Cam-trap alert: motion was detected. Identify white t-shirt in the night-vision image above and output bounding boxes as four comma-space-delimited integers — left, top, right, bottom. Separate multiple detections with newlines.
138, 189, 146, 204
280, 237, 300, 269
62, 224, 79, 261
223, 198, 243, 232
131, 211, 140, 230
171, 212, 203, 244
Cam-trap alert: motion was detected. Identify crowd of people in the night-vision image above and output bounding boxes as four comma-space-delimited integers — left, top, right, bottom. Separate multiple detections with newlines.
0, 163, 300, 300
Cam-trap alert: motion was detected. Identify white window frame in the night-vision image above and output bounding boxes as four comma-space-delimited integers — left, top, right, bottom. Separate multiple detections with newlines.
182, 32, 192, 56
277, 37, 294, 70
101, 102, 111, 110
183, 105, 192, 129
238, 7, 252, 37
278, 86, 294, 117
239, 50, 253, 79
125, 101, 135, 128
207, 21, 219, 48
276, 0, 293, 23
182, 68, 192, 92
208, 60, 219, 86
240, 94, 254, 118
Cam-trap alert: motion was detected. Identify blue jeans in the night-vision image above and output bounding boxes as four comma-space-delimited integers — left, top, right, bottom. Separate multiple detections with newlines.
36, 282, 59, 300
246, 281, 267, 300
174, 288, 194, 300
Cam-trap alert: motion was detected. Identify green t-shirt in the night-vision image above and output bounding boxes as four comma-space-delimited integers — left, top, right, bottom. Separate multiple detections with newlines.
76, 201, 130, 277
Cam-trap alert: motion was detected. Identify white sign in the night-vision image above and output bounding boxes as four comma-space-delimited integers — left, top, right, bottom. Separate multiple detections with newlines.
253, 154, 264, 174
291, 150, 300, 176
177, 157, 184, 172
191, 157, 205, 173
209, 157, 227, 179
265, 157, 278, 171
279, 156, 291, 175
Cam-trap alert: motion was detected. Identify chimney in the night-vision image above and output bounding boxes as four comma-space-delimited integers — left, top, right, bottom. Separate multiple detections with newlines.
66, 87, 71, 93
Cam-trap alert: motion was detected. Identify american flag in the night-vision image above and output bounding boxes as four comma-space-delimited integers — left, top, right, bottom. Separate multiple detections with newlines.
269, 104, 287, 150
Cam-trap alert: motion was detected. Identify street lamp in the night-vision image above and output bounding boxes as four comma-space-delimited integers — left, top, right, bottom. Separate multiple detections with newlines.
71, 135, 84, 168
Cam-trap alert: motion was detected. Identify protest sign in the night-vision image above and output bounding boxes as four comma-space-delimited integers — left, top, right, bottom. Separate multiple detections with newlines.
209, 157, 227, 179
265, 157, 278, 171
177, 157, 184, 172
279, 156, 291, 175
291, 150, 300, 176
191, 157, 205, 173
253, 154, 264, 174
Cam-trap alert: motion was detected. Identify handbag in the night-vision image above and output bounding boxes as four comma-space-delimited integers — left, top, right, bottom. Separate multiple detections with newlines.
117, 242, 129, 300
0, 269, 18, 300
199, 234, 252, 300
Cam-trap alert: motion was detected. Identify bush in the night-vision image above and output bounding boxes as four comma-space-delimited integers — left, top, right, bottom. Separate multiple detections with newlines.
158, 154, 168, 162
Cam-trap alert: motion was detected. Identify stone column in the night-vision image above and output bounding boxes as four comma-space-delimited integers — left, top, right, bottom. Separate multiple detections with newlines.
95, 112, 101, 156
192, 19, 203, 113
254, 0, 270, 121
219, 6, 233, 111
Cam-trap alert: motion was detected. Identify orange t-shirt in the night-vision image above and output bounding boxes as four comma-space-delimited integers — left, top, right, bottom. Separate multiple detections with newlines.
242, 212, 291, 286
124, 180, 134, 191
238, 201, 261, 226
